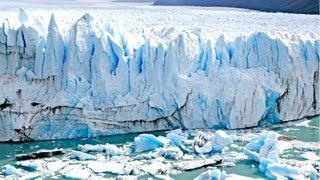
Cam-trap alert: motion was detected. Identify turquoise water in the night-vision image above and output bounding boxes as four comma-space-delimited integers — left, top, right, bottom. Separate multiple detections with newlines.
0, 116, 319, 179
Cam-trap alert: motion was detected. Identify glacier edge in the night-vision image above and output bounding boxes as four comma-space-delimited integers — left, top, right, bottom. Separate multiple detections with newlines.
0, 11, 319, 141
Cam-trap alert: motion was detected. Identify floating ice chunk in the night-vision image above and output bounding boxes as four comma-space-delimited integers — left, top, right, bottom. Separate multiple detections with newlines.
47, 161, 69, 172
78, 143, 123, 156
300, 152, 320, 161
166, 129, 183, 135
158, 136, 171, 145
278, 141, 292, 153
2, 164, 20, 175
211, 130, 233, 151
259, 138, 279, 163
87, 161, 108, 173
172, 159, 222, 171
230, 144, 239, 148
155, 174, 173, 180
242, 132, 310, 179
193, 131, 212, 154
21, 172, 41, 179
194, 169, 227, 180
134, 134, 165, 152
226, 174, 257, 180
244, 132, 280, 163
63, 167, 91, 179
70, 150, 97, 161
105, 144, 124, 156
295, 119, 311, 127
105, 162, 125, 174
230, 134, 239, 141
16, 160, 44, 171
182, 154, 194, 160
166, 133, 187, 146
157, 147, 183, 160
141, 161, 171, 175
78, 144, 106, 152
195, 141, 213, 154
88, 161, 125, 174
265, 163, 304, 180
194, 131, 233, 154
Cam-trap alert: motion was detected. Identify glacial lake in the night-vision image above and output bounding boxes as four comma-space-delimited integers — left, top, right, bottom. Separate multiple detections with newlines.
0, 116, 319, 179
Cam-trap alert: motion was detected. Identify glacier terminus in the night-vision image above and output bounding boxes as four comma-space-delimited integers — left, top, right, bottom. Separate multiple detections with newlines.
0, 7, 319, 142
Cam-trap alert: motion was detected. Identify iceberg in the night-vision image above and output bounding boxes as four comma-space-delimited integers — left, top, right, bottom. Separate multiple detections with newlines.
0, 8, 318, 142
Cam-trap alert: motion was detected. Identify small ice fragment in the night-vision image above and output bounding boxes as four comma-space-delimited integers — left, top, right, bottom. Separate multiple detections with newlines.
63, 167, 91, 179
300, 152, 320, 161
16, 160, 44, 171
70, 150, 97, 161
166, 133, 187, 146
157, 147, 183, 160
194, 169, 227, 180
2, 164, 20, 175
21, 172, 41, 179
47, 161, 69, 172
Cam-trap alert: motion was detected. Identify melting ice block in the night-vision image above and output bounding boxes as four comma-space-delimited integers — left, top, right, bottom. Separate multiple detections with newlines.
134, 134, 165, 152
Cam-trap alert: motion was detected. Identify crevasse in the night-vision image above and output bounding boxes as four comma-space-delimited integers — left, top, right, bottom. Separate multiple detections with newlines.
0, 12, 318, 141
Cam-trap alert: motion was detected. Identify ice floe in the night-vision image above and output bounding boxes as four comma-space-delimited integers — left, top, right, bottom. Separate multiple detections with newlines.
70, 150, 97, 161
300, 152, 320, 161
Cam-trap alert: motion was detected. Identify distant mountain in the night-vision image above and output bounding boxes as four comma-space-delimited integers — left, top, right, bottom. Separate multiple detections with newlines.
154, 0, 320, 14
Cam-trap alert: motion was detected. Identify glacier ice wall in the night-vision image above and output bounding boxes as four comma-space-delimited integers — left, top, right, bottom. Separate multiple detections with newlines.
0, 11, 319, 141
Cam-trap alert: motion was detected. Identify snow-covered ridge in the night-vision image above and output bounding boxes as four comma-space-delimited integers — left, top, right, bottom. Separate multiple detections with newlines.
0, 9, 319, 141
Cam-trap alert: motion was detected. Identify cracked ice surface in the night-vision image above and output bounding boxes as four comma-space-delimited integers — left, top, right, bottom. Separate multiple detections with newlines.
0, 7, 319, 141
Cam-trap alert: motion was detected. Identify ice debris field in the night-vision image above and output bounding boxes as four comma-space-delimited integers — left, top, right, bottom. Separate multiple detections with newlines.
1, 118, 319, 179
0, 6, 319, 142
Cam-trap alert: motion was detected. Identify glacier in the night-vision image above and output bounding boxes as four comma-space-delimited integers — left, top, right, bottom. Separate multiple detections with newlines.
0, 8, 319, 142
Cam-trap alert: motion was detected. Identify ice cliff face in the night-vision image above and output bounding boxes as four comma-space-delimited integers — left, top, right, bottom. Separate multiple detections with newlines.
0, 10, 319, 141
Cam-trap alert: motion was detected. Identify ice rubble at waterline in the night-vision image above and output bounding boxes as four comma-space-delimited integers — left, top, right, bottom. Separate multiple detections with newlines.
0, 9, 319, 141
1, 129, 319, 179
244, 131, 318, 179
